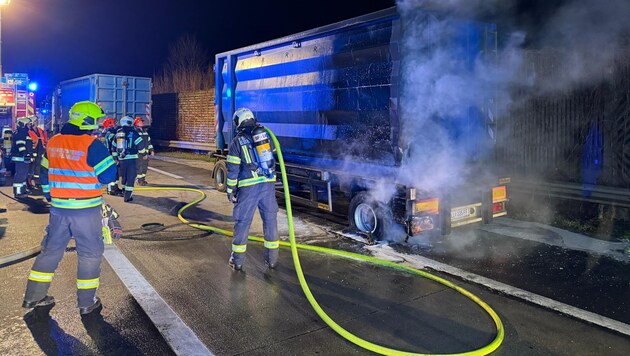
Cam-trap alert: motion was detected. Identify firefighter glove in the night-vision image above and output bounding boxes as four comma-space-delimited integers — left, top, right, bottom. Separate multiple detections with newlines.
227, 189, 237, 204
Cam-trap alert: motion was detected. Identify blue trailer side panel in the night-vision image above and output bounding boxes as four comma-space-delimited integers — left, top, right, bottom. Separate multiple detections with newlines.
215, 7, 496, 178
58, 74, 152, 125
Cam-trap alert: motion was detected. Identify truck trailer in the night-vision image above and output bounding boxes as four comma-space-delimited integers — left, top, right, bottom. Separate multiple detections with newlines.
52, 74, 152, 131
212, 6, 509, 240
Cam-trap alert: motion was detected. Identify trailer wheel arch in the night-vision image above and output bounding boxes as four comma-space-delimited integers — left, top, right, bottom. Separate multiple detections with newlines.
213, 160, 228, 192
347, 191, 392, 241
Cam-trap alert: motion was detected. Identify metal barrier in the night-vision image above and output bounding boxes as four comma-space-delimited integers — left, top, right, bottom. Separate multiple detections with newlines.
510, 180, 630, 208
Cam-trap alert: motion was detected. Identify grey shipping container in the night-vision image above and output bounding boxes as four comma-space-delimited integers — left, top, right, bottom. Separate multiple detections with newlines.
54, 74, 152, 129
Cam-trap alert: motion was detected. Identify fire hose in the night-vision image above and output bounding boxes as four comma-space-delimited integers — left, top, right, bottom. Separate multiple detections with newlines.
135, 127, 505, 356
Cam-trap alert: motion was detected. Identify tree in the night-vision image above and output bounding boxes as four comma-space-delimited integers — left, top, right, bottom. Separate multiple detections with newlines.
153, 35, 214, 93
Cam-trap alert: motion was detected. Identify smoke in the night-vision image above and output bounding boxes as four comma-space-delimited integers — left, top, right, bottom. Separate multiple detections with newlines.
532, 0, 630, 92
342, 0, 629, 244
395, 0, 525, 197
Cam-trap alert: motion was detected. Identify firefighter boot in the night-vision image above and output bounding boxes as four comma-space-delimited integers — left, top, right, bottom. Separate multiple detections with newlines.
79, 297, 102, 315
22, 295, 55, 309
228, 256, 242, 271
109, 186, 124, 197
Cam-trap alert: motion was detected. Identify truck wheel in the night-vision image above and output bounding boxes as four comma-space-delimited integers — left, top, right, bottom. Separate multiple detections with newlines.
348, 192, 392, 240
213, 160, 228, 192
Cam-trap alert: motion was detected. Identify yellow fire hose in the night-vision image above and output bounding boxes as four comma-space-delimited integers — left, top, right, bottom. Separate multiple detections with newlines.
135, 128, 504, 355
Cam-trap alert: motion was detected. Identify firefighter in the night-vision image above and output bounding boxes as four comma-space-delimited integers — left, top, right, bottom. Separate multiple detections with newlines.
102, 118, 124, 197
27, 115, 48, 187
22, 101, 117, 314
115, 116, 144, 202
2, 127, 13, 175
11, 117, 34, 198
226, 108, 279, 270
134, 117, 154, 186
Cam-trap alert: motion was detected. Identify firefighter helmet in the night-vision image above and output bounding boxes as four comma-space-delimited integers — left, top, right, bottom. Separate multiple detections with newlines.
134, 117, 143, 128
102, 118, 116, 129
119, 116, 134, 127
16, 117, 31, 127
69, 101, 104, 130
232, 107, 256, 129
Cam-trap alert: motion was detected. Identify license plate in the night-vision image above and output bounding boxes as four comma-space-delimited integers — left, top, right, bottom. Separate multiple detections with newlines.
451, 207, 473, 220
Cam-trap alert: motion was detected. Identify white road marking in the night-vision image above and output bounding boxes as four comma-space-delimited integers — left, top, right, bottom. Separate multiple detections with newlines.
369, 245, 630, 337
104, 244, 214, 356
148, 166, 183, 179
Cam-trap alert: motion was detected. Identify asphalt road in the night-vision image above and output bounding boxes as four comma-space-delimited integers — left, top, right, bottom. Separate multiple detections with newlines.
122, 157, 630, 355
0, 246, 174, 355
1, 155, 629, 355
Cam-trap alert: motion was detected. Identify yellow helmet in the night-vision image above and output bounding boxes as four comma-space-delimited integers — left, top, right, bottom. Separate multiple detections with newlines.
68, 101, 105, 130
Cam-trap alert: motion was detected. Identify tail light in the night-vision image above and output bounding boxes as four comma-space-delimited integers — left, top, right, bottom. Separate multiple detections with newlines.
415, 198, 439, 215
492, 186, 507, 203
492, 201, 505, 213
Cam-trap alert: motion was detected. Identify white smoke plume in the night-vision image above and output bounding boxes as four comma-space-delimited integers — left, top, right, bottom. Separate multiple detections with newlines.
395, 0, 524, 196
533, 0, 630, 92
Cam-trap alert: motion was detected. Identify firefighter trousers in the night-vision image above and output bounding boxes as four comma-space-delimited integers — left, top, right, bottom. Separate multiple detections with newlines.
119, 159, 137, 200
33, 146, 45, 180
24, 206, 103, 308
13, 161, 29, 196
230, 182, 279, 267
136, 155, 149, 182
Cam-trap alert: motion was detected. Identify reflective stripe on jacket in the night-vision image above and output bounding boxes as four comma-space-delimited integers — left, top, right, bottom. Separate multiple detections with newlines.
47, 134, 102, 200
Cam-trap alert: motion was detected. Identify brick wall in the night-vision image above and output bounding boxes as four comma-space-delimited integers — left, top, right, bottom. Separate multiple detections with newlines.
150, 90, 215, 145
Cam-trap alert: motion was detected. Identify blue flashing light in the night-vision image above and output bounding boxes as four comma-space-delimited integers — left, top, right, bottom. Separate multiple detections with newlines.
28, 82, 38, 91
41, 109, 49, 114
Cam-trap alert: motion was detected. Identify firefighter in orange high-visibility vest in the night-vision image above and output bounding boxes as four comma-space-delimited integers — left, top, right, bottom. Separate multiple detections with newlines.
22, 101, 117, 315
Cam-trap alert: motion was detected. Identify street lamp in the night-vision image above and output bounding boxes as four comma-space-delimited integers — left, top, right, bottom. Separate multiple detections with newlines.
0, 0, 9, 78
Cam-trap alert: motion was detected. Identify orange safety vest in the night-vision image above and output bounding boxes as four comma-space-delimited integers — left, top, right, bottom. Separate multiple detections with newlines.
29, 127, 48, 148
47, 134, 102, 200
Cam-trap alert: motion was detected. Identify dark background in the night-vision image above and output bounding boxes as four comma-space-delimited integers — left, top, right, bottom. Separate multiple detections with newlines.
0, 0, 574, 96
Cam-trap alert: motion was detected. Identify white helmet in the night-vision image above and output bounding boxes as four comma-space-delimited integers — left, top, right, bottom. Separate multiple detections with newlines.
119, 116, 134, 127
232, 107, 256, 129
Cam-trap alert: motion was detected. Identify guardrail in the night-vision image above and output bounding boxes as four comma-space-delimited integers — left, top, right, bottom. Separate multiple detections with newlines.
154, 140, 213, 151
510, 180, 630, 208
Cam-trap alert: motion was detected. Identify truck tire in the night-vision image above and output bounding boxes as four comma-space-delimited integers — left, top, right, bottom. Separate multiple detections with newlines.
348, 191, 392, 241
213, 160, 228, 192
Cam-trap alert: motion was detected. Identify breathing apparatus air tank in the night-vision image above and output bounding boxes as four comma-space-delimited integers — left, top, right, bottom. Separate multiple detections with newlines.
251, 125, 275, 178
115, 129, 127, 158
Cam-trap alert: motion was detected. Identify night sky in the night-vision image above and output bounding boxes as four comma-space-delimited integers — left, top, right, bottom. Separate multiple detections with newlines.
1, 0, 594, 100
2, 0, 397, 97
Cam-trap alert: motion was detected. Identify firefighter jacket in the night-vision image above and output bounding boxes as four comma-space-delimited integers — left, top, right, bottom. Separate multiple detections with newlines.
104, 128, 118, 159
3, 130, 12, 156
116, 126, 144, 161
136, 128, 154, 156
40, 124, 117, 209
11, 126, 33, 162
28, 126, 48, 152
226, 126, 276, 193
